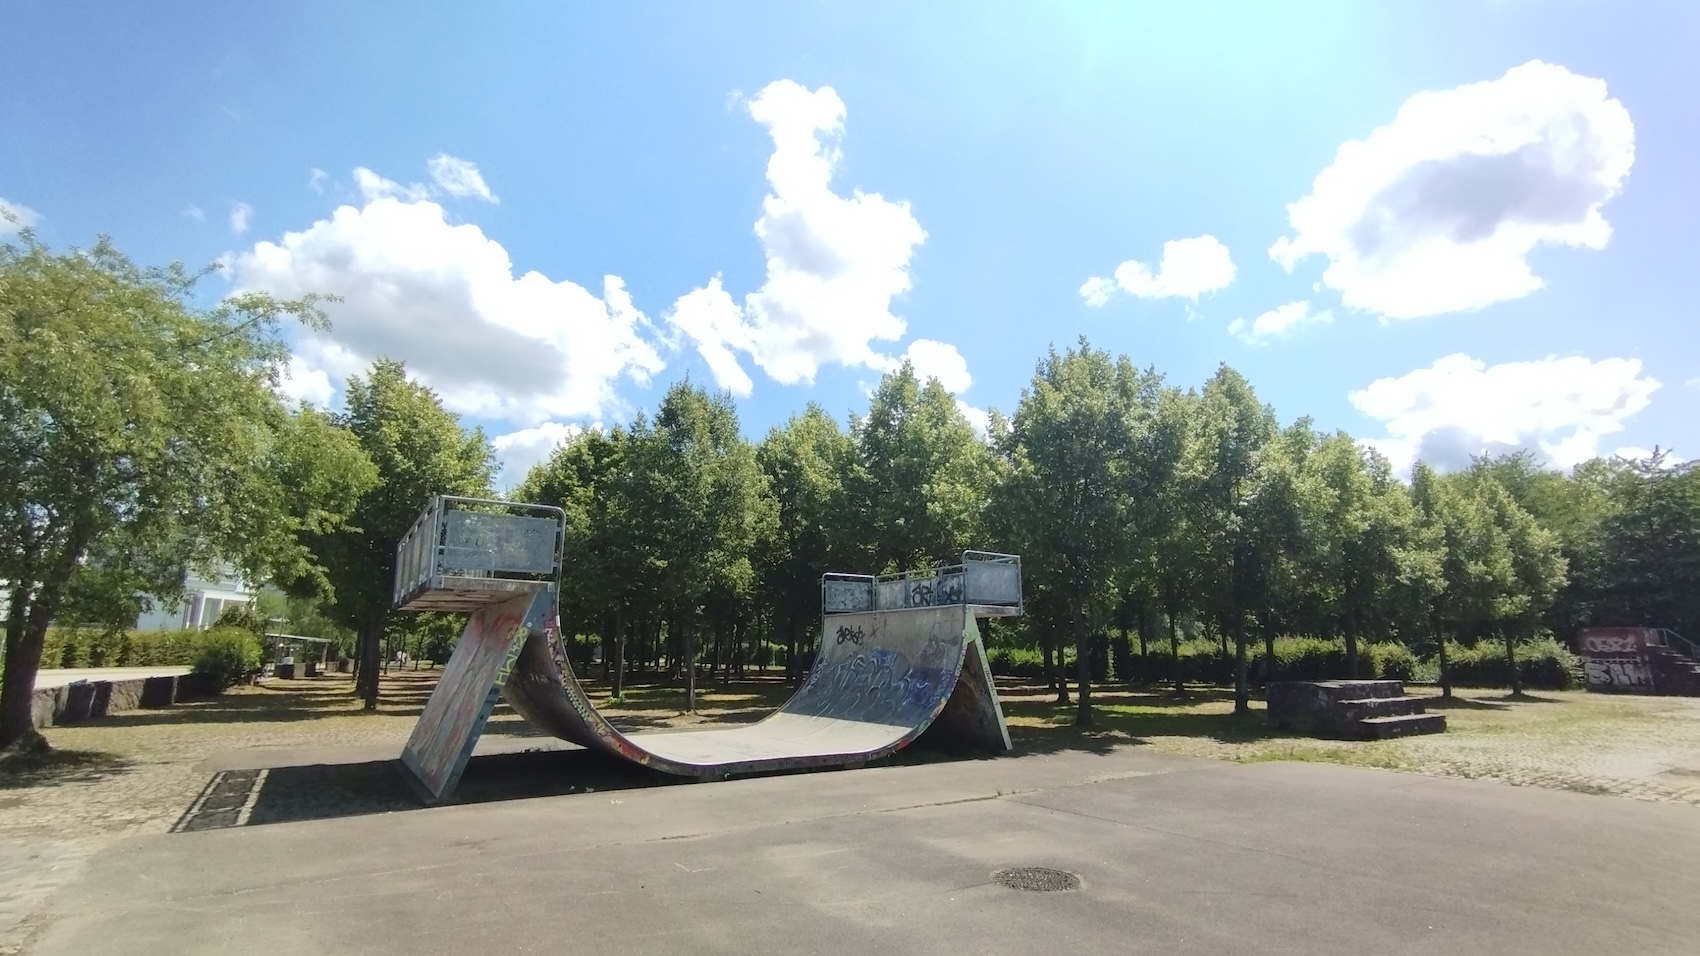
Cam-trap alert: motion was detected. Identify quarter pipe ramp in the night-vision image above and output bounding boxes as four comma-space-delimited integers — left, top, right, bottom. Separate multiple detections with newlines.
390, 498, 1020, 803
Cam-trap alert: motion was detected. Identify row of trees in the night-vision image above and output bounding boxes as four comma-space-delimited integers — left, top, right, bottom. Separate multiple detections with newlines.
5, 235, 1696, 747
518, 340, 1695, 725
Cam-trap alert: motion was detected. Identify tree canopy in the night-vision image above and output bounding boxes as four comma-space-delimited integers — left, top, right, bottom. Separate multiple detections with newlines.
0, 234, 372, 747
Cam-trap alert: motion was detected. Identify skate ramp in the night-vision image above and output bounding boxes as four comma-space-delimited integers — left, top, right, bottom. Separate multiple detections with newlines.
499, 600, 1010, 781
391, 495, 1018, 803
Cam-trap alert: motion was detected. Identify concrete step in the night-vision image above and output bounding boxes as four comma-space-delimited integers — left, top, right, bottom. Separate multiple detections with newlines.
1355, 713, 1446, 739
1309, 680, 1405, 703
1338, 696, 1427, 721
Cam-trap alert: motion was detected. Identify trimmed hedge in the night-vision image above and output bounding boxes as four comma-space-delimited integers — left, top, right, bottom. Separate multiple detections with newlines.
985, 634, 1577, 690
38, 627, 237, 669
1441, 637, 1582, 691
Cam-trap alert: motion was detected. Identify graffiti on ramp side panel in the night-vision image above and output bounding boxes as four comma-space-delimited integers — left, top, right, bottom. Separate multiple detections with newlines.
1582, 657, 1653, 690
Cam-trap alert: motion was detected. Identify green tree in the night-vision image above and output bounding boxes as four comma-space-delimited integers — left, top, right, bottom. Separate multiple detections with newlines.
1186, 367, 1278, 714
1303, 434, 1429, 677
1572, 453, 1700, 638
0, 235, 368, 748
299, 359, 494, 710
756, 404, 857, 680
996, 341, 1152, 724
638, 382, 769, 711
518, 425, 651, 697
852, 362, 994, 572
1476, 477, 1567, 695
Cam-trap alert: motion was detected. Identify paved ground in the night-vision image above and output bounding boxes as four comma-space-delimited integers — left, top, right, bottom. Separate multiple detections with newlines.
29, 667, 189, 690
5, 671, 1700, 954
18, 749, 1700, 956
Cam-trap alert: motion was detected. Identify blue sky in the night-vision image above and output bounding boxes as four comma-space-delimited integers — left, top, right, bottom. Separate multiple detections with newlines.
4, 1, 1696, 485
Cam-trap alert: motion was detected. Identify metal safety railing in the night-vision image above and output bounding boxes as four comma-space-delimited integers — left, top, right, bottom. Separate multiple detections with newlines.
1651, 628, 1700, 662
821, 551, 1022, 616
392, 496, 566, 609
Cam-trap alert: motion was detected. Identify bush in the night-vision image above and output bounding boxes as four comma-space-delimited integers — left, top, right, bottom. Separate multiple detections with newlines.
190, 628, 263, 690
1441, 636, 1581, 691
986, 646, 1047, 679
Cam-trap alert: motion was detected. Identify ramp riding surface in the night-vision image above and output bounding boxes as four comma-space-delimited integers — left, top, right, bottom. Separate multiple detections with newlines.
500, 601, 1010, 780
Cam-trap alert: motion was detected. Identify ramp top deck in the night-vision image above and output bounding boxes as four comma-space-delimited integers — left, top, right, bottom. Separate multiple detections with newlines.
822, 551, 1022, 618
392, 496, 565, 613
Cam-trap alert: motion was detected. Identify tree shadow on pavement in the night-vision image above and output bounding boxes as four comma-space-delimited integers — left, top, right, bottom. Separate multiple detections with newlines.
0, 748, 135, 790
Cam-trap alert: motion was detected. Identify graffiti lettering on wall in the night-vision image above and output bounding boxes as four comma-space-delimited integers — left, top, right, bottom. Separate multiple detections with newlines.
1582, 635, 1644, 654
835, 625, 865, 647
1583, 657, 1653, 690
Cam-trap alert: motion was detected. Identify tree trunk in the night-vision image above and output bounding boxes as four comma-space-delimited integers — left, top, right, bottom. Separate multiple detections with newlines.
1344, 611, 1360, 680
683, 603, 698, 713
786, 614, 800, 682
1506, 628, 1521, 696
1435, 616, 1452, 699
1262, 621, 1276, 686
1233, 611, 1250, 715
1, 588, 49, 751
359, 612, 383, 710
1033, 622, 1047, 687
1168, 610, 1183, 695
1137, 603, 1152, 684
1052, 624, 1071, 705
611, 606, 627, 699
1074, 605, 1093, 726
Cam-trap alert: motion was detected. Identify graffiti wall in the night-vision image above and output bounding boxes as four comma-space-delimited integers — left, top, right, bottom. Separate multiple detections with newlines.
400, 590, 547, 802
1576, 628, 1656, 655
1581, 655, 1655, 692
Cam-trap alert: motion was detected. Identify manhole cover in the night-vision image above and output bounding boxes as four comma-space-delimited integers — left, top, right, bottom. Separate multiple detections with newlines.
992, 867, 1080, 892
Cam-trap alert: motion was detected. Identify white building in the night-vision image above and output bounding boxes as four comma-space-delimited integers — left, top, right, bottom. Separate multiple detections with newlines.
133, 568, 258, 631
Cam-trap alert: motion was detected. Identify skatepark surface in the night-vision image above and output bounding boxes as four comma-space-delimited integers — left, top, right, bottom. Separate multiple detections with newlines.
23, 746, 1700, 956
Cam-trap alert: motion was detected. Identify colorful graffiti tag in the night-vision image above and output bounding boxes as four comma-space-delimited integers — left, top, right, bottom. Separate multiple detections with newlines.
399, 591, 545, 801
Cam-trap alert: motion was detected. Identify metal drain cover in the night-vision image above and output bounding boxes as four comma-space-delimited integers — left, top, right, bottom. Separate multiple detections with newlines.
993, 867, 1080, 891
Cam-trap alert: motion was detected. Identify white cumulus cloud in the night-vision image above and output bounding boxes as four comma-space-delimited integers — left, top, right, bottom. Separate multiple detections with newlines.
234, 189, 665, 428
2, 197, 41, 234
1081, 235, 1236, 307
1613, 446, 1684, 467
354, 167, 431, 203
229, 201, 253, 234
492, 421, 596, 488
275, 356, 335, 408
1271, 60, 1635, 319
664, 80, 931, 393
900, 339, 972, 394
1227, 300, 1333, 345
428, 154, 499, 203
1350, 353, 1660, 473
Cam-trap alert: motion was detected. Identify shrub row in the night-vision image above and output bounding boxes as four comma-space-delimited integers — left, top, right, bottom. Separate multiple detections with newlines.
17, 626, 265, 692
37, 627, 254, 670
1440, 637, 1582, 690
988, 634, 1580, 690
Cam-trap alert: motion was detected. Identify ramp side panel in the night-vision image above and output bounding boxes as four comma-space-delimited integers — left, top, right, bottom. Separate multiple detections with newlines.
400, 591, 545, 802
915, 619, 1012, 752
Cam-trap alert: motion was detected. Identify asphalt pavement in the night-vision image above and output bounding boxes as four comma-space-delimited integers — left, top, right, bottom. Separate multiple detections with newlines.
22, 746, 1700, 955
